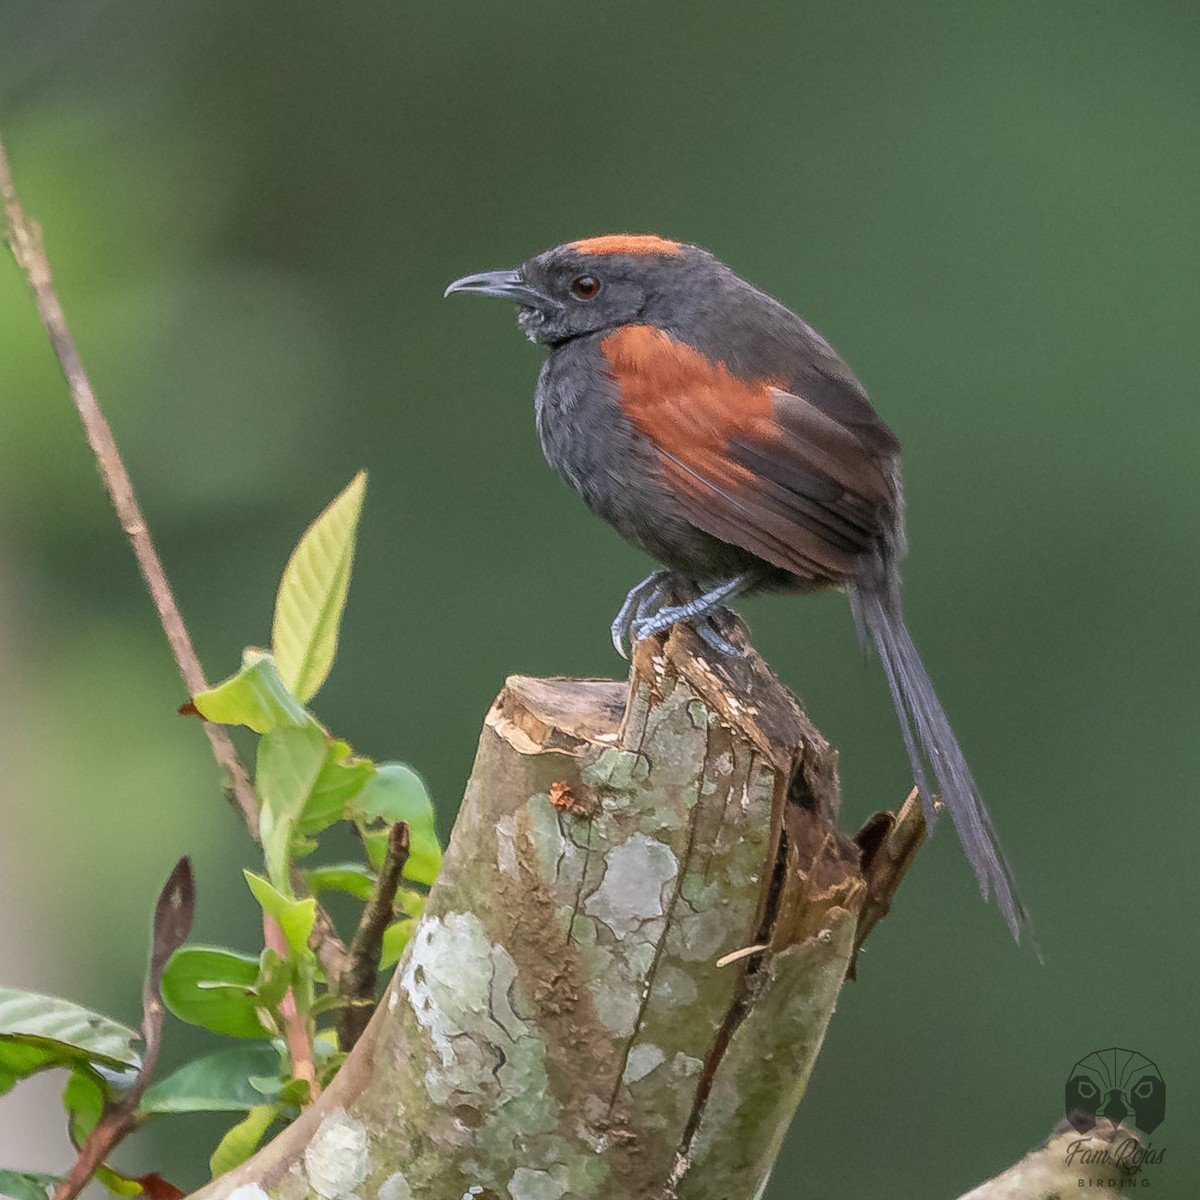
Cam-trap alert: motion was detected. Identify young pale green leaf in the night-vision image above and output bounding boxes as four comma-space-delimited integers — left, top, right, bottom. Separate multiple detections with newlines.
296, 741, 375, 836
243, 872, 316, 955
191, 650, 309, 734
0, 1170, 62, 1200
303, 862, 377, 901
256, 723, 330, 886
272, 470, 367, 704
209, 1105, 278, 1178
139, 1043, 282, 1115
160, 947, 271, 1039
0, 987, 141, 1093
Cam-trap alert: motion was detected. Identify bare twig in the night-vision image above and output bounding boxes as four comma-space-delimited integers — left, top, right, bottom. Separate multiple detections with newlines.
0, 130, 350, 991
337, 821, 410, 1051
52, 859, 195, 1200
310, 901, 350, 986
0, 133, 259, 835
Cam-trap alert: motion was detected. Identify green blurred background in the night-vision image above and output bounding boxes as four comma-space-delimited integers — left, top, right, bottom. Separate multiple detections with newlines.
1, 2, 1196, 1196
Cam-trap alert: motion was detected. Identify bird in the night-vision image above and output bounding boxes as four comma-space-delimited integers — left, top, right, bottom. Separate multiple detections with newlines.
446, 233, 1028, 942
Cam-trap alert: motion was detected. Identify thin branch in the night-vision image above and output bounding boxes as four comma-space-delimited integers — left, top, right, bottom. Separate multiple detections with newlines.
0, 130, 350, 988
337, 821, 410, 1051
0, 132, 259, 834
53, 859, 195, 1200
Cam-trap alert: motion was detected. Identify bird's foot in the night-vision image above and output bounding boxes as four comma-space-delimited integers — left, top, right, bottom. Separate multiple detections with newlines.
622, 573, 755, 658
611, 570, 674, 658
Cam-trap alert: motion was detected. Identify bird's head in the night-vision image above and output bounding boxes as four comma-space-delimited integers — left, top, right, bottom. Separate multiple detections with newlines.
445, 234, 723, 346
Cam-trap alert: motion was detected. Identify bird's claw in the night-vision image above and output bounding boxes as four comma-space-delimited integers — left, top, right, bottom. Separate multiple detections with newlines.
610, 570, 673, 659
614, 573, 753, 659
631, 603, 745, 657
695, 614, 744, 656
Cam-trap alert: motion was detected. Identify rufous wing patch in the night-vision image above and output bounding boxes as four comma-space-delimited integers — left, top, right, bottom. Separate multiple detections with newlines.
600, 325, 777, 489
600, 325, 882, 581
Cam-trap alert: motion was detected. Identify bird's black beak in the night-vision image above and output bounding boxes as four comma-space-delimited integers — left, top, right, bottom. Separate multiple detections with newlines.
444, 269, 549, 308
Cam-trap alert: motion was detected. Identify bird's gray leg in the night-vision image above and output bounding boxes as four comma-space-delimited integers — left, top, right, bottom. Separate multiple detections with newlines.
634, 574, 752, 633
632, 573, 757, 654
610, 570, 674, 658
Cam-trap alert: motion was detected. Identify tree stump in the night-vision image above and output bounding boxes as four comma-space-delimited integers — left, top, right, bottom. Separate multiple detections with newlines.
192, 625, 922, 1200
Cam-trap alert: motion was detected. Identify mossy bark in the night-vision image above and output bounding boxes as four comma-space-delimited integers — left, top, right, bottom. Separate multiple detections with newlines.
189, 626, 922, 1200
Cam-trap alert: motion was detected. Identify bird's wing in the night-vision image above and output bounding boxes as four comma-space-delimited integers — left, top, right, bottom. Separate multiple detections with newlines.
601, 324, 896, 583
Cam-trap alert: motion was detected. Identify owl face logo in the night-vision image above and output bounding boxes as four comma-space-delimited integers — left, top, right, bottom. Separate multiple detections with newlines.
1065, 1048, 1165, 1135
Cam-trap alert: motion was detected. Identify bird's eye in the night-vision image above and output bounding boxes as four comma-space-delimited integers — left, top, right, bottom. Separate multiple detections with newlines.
570, 274, 602, 300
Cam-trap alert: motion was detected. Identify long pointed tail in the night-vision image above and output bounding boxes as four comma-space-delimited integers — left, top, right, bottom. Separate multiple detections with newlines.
851, 579, 1029, 942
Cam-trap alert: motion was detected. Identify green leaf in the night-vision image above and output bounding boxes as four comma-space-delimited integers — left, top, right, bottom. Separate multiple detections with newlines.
353, 762, 432, 826
379, 918, 414, 971
253, 949, 291, 1011
209, 1105, 278, 1177
275, 1077, 311, 1109
375, 889, 425, 970
0, 1042, 67, 1095
272, 470, 367, 704
309, 994, 347, 1018
92, 1166, 144, 1198
0, 987, 141, 1092
160, 947, 271, 1039
361, 829, 392, 873
62, 1068, 106, 1143
354, 763, 442, 885
139, 1044, 282, 1115
296, 742, 375, 836
256, 723, 330, 886
289, 832, 320, 861
191, 650, 309, 734
303, 862, 377, 901
317, 1051, 347, 1088
243, 872, 316, 955
364, 827, 440, 888
0, 1170, 62, 1200
402, 831, 443, 888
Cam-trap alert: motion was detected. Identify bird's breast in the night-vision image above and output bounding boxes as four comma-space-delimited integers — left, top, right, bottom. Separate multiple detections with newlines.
533, 336, 733, 573
534, 337, 659, 507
